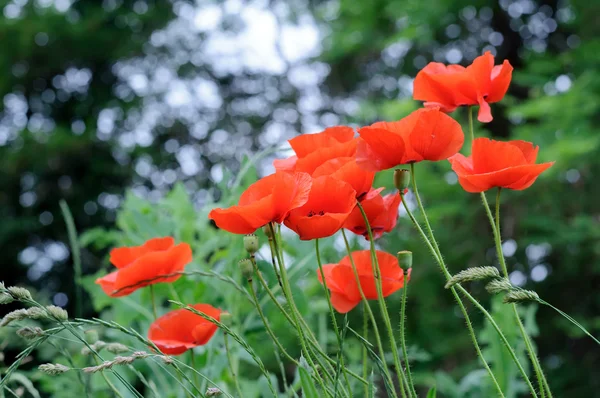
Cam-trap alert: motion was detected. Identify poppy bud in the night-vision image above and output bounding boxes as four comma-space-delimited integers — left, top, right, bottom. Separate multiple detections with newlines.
220, 312, 232, 326
263, 223, 275, 240
244, 234, 259, 254
394, 169, 411, 192
238, 259, 254, 281
397, 250, 413, 271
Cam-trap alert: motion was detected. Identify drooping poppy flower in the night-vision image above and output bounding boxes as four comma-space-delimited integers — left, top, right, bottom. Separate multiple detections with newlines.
413, 51, 513, 123
317, 250, 410, 313
343, 188, 401, 240
284, 175, 357, 240
273, 126, 357, 175
356, 108, 464, 171
95, 237, 192, 297
312, 157, 374, 199
148, 304, 221, 355
208, 171, 312, 234
448, 138, 554, 193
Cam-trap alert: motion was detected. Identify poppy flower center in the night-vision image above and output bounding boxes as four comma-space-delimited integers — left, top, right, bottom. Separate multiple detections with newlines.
307, 210, 325, 217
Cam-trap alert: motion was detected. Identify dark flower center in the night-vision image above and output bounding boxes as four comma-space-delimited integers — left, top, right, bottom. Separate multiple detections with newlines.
307, 210, 325, 217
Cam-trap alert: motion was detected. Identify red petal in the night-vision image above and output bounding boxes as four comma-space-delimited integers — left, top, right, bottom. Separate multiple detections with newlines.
487, 60, 513, 103
408, 108, 464, 161
356, 128, 407, 171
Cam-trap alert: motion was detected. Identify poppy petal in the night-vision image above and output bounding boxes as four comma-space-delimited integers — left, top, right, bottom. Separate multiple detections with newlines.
472, 138, 528, 173
113, 243, 192, 293
208, 199, 273, 234
356, 128, 407, 171
289, 126, 355, 158
409, 108, 464, 161
487, 60, 513, 103
271, 172, 313, 223
329, 291, 360, 314
273, 155, 297, 171
313, 157, 374, 198
110, 237, 175, 269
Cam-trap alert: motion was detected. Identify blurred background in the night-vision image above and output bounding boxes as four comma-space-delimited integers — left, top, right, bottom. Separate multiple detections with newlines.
1, 0, 598, 396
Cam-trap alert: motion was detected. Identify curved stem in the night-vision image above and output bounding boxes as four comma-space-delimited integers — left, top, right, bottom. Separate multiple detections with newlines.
356, 203, 411, 398
149, 285, 158, 320
315, 239, 352, 393
341, 229, 398, 397
402, 168, 511, 397
539, 299, 600, 345
224, 334, 244, 398
362, 306, 369, 398
488, 188, 552, 397
399, 272, 417, 397
268, 224, 334, 395
189, 350, 201, 393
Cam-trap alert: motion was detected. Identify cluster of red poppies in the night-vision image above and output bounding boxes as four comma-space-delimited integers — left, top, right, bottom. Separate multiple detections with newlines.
95, 51, 554, 355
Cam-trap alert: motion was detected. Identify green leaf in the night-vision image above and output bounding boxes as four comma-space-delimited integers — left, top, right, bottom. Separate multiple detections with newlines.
298, 357, 319, 398
426, 387, 437, 398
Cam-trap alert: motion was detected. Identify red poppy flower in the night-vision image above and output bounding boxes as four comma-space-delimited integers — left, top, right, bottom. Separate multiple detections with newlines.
208, 171, 312, 234
448, 138, 554, 193
284, 175, 357, 240
356, 108, 464, 171
317, 250, 410, 313
413, 51, 513, 123
312, 157, 374, 199
148, 304, 221, 355
274, 126, 357, 175
343, 188, 401, 240
95, 237, 192, 297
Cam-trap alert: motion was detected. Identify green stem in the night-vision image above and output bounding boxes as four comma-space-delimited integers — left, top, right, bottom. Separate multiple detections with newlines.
402, 168, 509, 398
268, 224, 334, 395
224, 334, 244, 398
539, 299, 600, 345
468, 105, 475, 146
189, 350, 201, 393
399, 271, 416, 397
356, 203, 411, 398
488, 188, 552, 397
149, 285, 158, 320
315, 239, 352, 393
59, 200, 82, 318
362, 304, 369, 398
341, 229, 397, 397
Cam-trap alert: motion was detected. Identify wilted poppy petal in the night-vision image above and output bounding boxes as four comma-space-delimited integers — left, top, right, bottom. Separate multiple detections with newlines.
477, 97, 493, 123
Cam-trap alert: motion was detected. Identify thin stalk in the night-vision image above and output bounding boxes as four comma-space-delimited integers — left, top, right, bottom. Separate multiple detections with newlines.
539, 300, 600, 345
149, 285, 158, 320
401, 193, 533, 396
356, 202, 411, 398
315, 238, 352, 393
59, 200, 83, 318
488, 188, 552, 397
400, 176, 508, 398
341, 229, 397, 397
362, 305, 369, 398
224, 334, 244, 398
268, 224, 333, 395
399, 272, 416, 397
190, 351, 201, 394
253, 259, 367, 387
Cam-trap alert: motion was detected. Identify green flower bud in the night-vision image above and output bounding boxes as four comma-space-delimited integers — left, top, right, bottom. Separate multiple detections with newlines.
220, 312, 232, 326
263, 223, 275, 239
238, 259, 254, 281
244, 234, 259, 254
394, 169, 411, 192
397, 251, 413, 270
